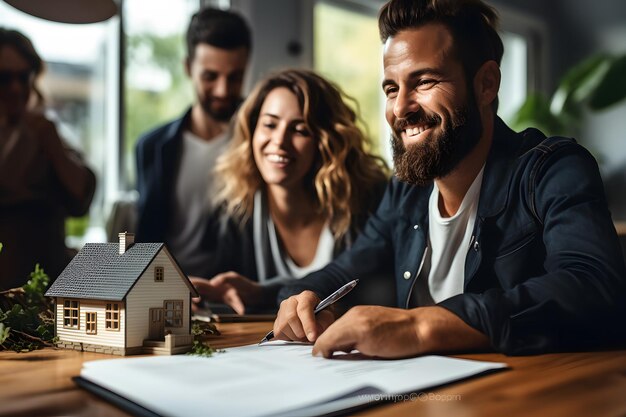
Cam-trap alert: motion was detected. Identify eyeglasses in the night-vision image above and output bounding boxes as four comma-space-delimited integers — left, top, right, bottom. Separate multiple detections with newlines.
0, 70, 33, 86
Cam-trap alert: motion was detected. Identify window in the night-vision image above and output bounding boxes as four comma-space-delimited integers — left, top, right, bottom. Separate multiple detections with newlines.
105, 303, 120, 331
314, 1, 387, 161
123, 0, 198, 188
163, 300, 183, 327
498, 31, 529, 122
86, 312, 97, 334
154, 266, 164, 282
63, 300, 80, 328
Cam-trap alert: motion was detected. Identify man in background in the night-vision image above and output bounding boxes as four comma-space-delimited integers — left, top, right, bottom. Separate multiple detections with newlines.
135, 8, 251, 275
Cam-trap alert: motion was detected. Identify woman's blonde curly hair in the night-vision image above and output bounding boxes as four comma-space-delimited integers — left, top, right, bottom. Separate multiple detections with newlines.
214, 69, 389, 240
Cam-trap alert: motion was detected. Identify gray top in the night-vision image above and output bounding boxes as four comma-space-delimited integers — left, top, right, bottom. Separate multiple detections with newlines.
165, 129, 230, 275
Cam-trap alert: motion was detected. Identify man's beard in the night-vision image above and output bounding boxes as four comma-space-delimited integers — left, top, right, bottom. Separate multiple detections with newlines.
391, 99, 482, 186
200, 96, 240, 122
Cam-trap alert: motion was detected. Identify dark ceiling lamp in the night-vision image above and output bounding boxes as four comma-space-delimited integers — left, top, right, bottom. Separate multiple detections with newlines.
3, 0, 118, 24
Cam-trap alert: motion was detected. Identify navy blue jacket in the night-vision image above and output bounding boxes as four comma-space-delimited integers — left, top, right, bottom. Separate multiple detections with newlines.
279, 118, 626, 355
135, 110, 191, 243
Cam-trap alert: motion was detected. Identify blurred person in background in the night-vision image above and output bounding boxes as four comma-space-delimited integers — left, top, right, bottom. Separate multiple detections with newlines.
0, 28, 96, 290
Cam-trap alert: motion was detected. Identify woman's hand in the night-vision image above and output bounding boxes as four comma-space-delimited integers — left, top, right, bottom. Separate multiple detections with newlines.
190, 272, 263, 315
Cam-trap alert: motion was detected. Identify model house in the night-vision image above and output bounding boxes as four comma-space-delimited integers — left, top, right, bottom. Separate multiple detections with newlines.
45, 232, 199, 355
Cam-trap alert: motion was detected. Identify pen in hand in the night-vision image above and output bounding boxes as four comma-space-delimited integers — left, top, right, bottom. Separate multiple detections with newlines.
259, 279, 359, 345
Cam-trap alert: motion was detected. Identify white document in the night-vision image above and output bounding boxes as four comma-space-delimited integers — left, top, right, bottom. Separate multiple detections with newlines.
79, 342, 506, 417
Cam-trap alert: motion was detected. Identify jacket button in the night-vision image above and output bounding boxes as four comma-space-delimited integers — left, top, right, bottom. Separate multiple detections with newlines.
413, 224, 419, 230
403, 271, 411, 280
473, 241, 480, 251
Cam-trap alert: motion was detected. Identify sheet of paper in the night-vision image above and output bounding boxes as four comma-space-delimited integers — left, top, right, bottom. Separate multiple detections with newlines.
80, 342, 506, 417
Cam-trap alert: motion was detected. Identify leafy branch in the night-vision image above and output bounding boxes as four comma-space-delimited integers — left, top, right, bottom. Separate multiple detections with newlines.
511, 53, 626, 137
0, 262, 56, 352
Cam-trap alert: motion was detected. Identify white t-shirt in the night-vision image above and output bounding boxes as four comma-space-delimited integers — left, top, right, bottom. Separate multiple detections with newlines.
275, 222, 335, 278
165, 129, 229, 274
411, 167, 485, 307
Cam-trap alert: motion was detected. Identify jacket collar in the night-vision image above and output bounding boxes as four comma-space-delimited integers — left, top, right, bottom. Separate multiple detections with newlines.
155, 108, 193, 202
161, 108, 193, 147
476, 116, 525, 218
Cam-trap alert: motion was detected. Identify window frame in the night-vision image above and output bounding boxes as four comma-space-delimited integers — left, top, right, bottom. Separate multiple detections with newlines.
105, 302, 121, 331
154, 266, 164, 282
85, 312, 97, 335
494, 4, 549, 94
63, 299, 80, 329
163, 300, 183, 328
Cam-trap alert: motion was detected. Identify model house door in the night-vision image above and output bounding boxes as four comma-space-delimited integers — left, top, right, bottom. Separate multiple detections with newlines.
148, 308, 164, 340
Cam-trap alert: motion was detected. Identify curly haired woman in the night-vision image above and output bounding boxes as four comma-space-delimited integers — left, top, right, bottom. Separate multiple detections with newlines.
191, 69, 389, 314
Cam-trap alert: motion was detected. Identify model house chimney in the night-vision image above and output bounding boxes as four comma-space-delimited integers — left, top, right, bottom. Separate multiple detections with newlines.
118, 232, 135, 254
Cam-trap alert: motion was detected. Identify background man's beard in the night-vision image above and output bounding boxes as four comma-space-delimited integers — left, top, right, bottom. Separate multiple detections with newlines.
391, 102, 482, 186
200, 97, 240, 122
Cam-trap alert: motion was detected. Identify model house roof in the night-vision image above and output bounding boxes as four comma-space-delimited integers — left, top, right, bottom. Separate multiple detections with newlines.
46, 242, 198, 300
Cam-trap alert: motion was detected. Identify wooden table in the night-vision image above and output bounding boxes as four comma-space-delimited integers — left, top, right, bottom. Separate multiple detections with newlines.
1, 322, 625, 417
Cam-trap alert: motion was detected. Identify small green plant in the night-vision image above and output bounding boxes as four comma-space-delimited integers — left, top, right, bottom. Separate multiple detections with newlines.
188, 322, 223, 357
0, 262, 55, 353
0, 323, 10, 344
189, 340, 220, 357
23, 264, 50, 306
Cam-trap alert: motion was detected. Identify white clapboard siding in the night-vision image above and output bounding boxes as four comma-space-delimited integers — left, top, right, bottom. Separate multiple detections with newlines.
55, 298, 125, 347
126, 248, 191, 348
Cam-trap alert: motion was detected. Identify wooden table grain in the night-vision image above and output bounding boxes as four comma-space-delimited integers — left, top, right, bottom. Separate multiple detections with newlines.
1, 321, 625, 417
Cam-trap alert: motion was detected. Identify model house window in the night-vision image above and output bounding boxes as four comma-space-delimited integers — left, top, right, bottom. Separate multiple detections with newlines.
86, 312, 97, 335
164, 300, 183, 327
106, 303, 120, 331
63, 300, 80, 328
154, 266, 164, 282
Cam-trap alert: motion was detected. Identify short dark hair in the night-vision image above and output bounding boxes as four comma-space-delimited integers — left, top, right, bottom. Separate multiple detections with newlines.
379, 0, 503, 85
186, 8, 252, 60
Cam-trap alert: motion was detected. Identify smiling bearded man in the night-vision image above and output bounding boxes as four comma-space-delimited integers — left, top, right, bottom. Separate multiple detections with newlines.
272, 0, 626, 359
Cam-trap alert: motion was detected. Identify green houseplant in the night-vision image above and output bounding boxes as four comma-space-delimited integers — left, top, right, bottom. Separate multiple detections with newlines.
510, 53, 626, 137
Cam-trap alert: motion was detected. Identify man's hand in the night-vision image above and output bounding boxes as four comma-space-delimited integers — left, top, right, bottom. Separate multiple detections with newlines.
312, 306, 490, 359
190, 272, 262, 315
273, 291, 336, 342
